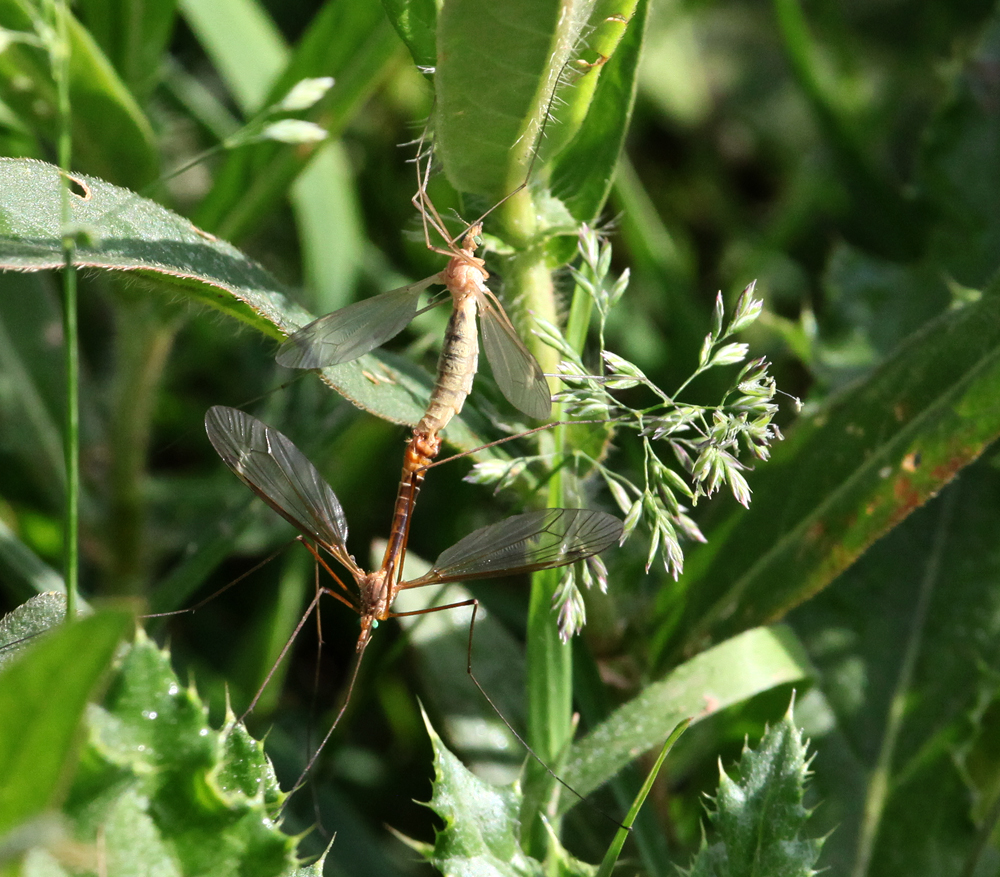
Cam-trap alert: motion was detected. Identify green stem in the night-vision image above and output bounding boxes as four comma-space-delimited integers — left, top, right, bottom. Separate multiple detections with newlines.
502, 184, 572, 855
500, 190, 560, 380
564, 270, 593, 356
60, 255, 78, 614
523, 568, 571, 831
52, 0, 78, 617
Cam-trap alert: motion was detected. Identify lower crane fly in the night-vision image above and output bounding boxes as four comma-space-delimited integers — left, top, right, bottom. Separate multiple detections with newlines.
205, 405, 621, 779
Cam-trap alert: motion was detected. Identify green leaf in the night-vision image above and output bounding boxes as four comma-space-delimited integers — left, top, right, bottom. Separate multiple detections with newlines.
434, 0, 597, 200
683, 704, 823, 877
19, 631, 301, 877
539, 0, 639, 164
561, 625, 813, 808
381, 0, 438, 71
0, 157, 298, 338
0, 592, 66, 666
595, 718, 689, 877
791, 468, 1000, 875
0, 608, 130, 838
423, 715, 539, 876
661, 284, 1000, 663
0, 157, 505, 452
77, 0, 178, 101
549, 0, 647, 226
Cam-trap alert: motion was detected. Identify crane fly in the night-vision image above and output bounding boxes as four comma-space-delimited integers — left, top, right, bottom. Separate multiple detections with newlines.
205, 405, 621, 776
275, 159, 551, 427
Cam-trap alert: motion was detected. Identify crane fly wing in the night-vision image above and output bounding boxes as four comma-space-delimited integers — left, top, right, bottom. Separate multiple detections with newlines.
276, 276, 439, 369
205, 406, 360, 574
404, 509, 622, 587
480, 305, 552, 420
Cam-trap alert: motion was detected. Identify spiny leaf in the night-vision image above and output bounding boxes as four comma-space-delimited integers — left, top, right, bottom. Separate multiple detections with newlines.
412, 710, 596, 877
0, 608, 130, 839
683, 704, 823, 877
13, 628, 302, 877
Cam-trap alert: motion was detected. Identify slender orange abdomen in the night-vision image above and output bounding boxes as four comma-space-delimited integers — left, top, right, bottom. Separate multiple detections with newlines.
380, 432, 440, 586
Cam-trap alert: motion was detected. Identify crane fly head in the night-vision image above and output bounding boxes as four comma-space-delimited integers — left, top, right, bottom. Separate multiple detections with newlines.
458, 222, 484, 257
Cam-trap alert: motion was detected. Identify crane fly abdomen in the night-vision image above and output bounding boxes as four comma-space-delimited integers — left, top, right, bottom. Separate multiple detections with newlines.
380, 433, 440, 587
415, 227, 487, 439
416, 290, 479, 438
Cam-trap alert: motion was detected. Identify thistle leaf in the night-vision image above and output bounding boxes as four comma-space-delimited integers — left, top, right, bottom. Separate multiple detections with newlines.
683, 705, 823, 877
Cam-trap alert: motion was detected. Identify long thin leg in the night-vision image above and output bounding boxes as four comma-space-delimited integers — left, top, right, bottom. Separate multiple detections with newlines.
421, 418, 612, 473
280, 593, 453, 806
392, 598, 625, 828
308, 560, 328, 833
299, 539, 358, 607
145, 536, 357, 623
241, 585, 328, 719
411, 145, 458, 256
285, 642, 369, 801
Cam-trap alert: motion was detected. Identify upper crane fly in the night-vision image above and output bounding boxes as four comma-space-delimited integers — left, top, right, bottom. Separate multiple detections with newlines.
275, 158, 551, 425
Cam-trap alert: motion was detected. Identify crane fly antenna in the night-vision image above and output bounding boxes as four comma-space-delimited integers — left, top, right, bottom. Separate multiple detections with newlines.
420, 418, 617, 473
142, 540, 299, 619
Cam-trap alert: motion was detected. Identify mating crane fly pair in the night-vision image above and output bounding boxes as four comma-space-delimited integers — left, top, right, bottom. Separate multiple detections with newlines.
272, 181, 558, 568
205, 184, 621, 776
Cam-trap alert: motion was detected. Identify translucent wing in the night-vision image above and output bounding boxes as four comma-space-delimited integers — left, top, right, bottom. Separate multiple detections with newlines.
480, 305, 552, 420
405, 508, 622, 587
205, 406, 361, 576
276, 276, 438, 369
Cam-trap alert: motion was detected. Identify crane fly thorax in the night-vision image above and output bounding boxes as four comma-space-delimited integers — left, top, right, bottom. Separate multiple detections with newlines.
442, 256, 488, 301
360, 569, 391, 617
441, 224, 488, 299
357, 569, 392, 651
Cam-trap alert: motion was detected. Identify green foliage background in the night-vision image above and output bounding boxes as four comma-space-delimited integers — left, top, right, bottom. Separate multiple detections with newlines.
3, 0, 1000, 875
